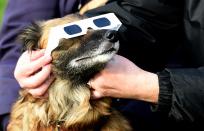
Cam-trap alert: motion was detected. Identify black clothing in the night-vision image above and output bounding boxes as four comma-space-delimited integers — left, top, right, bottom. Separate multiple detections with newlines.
86, 0, 204, 129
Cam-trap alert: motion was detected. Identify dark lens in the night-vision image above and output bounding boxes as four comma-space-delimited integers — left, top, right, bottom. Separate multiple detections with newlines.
64, 24, 82, 35
93, 17, 111, 28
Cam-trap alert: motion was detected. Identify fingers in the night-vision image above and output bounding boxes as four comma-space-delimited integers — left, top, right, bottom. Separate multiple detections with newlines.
14, 50, 53, 89
27, 55, 52, 75
22, 64, 52, 89
14, 49, 54, 97
91, 90, 103, 99
79, 4, 88, 15
27, 75, 55, 97
79, 0, 108, 15
30, 49, 45, 61
88, 78, 105, 99
15, 50, 52, 77
88, 72, 106, 88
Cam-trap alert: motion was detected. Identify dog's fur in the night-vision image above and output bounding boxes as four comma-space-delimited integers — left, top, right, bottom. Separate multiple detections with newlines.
7, 14, 132, 131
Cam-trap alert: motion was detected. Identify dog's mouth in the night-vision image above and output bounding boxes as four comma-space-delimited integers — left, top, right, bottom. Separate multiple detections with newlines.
74, 41, 119, 63
75, 46, 117, 62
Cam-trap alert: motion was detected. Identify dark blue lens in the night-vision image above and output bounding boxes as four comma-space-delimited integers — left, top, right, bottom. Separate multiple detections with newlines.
93, 17, 111, 27
64, 24, 82, 35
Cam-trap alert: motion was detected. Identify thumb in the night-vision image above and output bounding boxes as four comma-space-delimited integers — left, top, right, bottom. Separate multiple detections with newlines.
91, 90, 103, 99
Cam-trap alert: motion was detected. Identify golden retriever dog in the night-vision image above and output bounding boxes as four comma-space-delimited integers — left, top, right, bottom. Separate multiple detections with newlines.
7, 14, 132, 131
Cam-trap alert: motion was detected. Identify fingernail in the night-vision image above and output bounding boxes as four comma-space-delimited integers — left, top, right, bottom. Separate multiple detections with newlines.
91, 91, 101, 99
87, 81, 91, 86
87, 80, 93, 87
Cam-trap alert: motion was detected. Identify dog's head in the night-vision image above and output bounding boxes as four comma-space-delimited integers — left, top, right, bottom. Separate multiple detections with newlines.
19, 14, 119, 84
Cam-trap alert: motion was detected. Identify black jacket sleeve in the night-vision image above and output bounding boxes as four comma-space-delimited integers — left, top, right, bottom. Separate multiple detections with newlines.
155, 67, 204, 123
154, 0, 204, 123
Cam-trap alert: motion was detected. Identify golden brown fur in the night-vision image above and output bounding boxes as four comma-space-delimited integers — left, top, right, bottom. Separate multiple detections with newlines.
7, 14, 132, 131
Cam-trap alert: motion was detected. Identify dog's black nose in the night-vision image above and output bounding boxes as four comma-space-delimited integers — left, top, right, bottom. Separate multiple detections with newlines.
105, 30, 118, 42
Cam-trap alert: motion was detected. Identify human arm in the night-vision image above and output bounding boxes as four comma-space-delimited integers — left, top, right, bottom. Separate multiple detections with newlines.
154, 67, 204, 122
0, 0, 59, 114
89, 55, 204, 122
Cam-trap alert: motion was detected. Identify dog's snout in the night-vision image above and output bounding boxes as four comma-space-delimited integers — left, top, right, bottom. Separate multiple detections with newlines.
104, 30, 118, 42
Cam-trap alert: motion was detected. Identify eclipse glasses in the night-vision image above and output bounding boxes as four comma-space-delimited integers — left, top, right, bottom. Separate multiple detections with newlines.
45, 13, 122, 55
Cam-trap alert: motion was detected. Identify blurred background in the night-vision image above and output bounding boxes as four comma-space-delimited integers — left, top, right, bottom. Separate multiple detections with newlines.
0, 0, 7, 27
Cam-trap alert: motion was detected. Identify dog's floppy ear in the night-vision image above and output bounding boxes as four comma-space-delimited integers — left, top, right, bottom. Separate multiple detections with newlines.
19, 22, 42, 52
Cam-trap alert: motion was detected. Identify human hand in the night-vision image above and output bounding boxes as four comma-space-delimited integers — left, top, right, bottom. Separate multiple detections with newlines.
88, 55, 159, 103
79, 0, 108, 15
14, 49, 55, 97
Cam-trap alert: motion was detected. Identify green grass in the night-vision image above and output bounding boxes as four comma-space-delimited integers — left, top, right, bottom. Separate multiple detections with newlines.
0, 0, 7, 26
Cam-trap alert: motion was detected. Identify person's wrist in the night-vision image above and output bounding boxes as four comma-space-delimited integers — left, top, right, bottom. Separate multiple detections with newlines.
136, 71, 159, 103
146, 72, 159, 103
